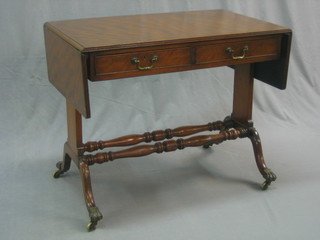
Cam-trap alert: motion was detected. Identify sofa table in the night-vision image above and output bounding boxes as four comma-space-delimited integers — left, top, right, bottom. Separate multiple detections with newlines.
44, 10, 291, 231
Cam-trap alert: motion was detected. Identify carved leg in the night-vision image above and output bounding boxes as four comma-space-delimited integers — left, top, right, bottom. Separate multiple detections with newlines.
248, 128, 277, 190
230, 64, 276, 189
79, 161, 103, 231
53, 143, 72, 178
54, 101, 102, 231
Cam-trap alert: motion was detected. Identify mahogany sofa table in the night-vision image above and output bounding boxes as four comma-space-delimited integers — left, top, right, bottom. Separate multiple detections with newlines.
44, 10, 291, 231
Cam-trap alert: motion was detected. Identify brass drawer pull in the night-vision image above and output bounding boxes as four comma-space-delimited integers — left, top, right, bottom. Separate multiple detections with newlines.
226, 45, 249, 60
131, 55, 159, 70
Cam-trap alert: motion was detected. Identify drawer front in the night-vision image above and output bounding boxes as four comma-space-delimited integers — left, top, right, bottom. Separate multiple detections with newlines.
94, 47, 191, 78
196, 36, 281, 64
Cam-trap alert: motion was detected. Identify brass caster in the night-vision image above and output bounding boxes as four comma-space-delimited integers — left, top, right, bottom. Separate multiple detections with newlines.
53, 169, 63, 179
86, 206, 103, 231
86, 221, 97, 232
260, 168, 277, 190
53, 161, 63, 178
260, 180, 271, 190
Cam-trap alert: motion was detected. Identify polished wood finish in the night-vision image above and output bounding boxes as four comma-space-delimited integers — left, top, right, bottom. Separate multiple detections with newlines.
248, 128, 277, 190
45, 10, 289, 52
84, 128, 249, 165
90, 35, 282, 81
45, 10, 291, 231
53, 101, 83, 177
79, 162, 103, 231
232, 64, 254, 126
53, 101, 102, 231
82, 121, 224, 152
95, 47, 192, 78
196, 36, 281, 64
44, 28, 90, 118
254, 32, 292, 89
66, 101, 83, 154
44, 10, 292, 117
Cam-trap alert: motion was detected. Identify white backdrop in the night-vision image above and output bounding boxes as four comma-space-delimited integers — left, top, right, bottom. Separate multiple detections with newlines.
1, 0, 320, 239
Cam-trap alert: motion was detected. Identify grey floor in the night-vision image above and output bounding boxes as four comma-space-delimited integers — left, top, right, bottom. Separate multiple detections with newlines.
1, 1, 320, 239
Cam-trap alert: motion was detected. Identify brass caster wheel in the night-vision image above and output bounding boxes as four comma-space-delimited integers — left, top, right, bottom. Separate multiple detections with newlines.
53, 161, 64, 178
260, 168, 277, 190
86, 221, 97, 232
86, 206, 103, 231
53, 169, 63, 179
260, 180, 271, 191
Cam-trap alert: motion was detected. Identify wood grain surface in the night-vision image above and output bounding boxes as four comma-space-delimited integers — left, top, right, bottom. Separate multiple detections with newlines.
44, 27, 90, 118
45, 10, 290, 52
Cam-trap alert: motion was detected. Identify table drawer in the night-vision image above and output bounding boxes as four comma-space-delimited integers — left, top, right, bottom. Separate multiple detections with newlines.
196, 36, 281, 64
93, 47, 191, 79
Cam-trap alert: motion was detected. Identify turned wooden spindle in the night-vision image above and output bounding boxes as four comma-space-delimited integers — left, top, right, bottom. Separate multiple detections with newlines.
82, 120, 225, 152
83, 128, 249, 165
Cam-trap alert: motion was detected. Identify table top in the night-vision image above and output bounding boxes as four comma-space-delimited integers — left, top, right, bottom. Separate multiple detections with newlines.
44, 10, 291, 118
45, 10, 290, 52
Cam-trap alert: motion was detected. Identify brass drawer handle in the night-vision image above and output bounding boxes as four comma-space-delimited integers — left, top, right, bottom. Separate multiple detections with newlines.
131, 55, 159, 70
226, 45, 249, 60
